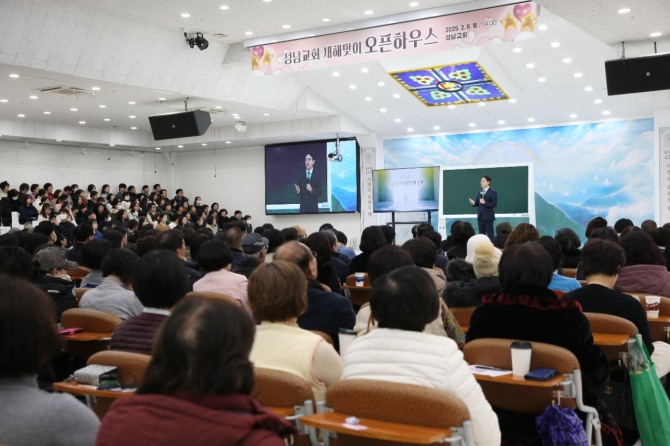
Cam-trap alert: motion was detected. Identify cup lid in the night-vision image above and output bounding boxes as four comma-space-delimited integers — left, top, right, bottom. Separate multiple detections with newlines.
511, 341, 532, 349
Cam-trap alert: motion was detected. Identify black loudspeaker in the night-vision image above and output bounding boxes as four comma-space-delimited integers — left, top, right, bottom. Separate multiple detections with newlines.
148, 110, 211, 140
605, 53, 670, 96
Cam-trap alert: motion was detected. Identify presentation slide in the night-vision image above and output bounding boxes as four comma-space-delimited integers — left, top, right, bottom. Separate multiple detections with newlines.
372, 167, 439, 212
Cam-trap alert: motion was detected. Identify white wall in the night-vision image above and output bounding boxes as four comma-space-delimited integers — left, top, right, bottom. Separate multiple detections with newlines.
0, 140, 171, 194
173, 146, 363, 245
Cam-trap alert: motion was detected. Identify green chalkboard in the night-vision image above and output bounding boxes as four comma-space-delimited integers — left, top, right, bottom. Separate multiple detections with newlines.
440, 165, 531, 216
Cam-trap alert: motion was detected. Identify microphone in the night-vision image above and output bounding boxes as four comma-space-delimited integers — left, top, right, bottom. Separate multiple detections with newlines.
480, 191, 484, 198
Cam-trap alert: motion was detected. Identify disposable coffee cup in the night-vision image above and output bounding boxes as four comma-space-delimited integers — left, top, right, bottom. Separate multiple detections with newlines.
646, 296, 661, 318
338, 328, 356, 355
511, 341, 532, 377
355, 272, 365, 287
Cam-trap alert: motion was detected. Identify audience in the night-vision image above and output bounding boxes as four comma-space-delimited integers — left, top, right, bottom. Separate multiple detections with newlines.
193, 239, 249, 312
537, 236, 581, 293
503, 222, 539, 248
80, 239, 113, 288
234, 233, 268, 278
342, 266, 500, 446
615, 230, 670, 296
446, 221, 475, 260
554, 227, 582, 268
153, 230, 202, 290
0, 275, 100, 445
98, 296, 294, 446
248, 261, 342, 402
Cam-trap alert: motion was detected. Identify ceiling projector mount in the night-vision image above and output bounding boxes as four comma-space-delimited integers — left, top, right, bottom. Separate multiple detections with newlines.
328, 133, 343, 162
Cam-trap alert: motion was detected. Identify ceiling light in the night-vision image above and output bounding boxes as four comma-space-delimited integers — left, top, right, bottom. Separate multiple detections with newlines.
527, 117, 535, 122
468, 123, 476, 128
409, 2, 419, 6
225, 141, 231, 144
650, 32, 662, 38
180, 12, 190, 18
43, 111, 51, 115
220, 5, 230, 10
214, 105, 223, 109
70, 108, 78, 111
244, 31, 254, 36
433, 125, 440, 130
201, 143, 207, 146
513, 47, 522, 53
509, 99, 517, 103
394, 118, 401, 123
104, 118, 111, 122
393, 93, 400, 99
332, 71, 340, 77
498, 120, 506, 125
550, 42, 560, 48
407, 127, 414, 132
8, 74, 19, 78
130, 126, 137, 130
448, 105, 456, 109
177, 145, 184, 148
563, 57, 572, 64
365, 96, 372, 101
128, 101, 136, 105
263, 0, 272, 2
185, 32, 209, 50
617, 8, 631, 14
478, 102, 486, 107
364, 10, 374, 15
526, 62, 535, 68
155, 147, 161, 150
109, 144, 116, 147
159, 97, 166, 101
29, 95, 38, 100
91, 86, 101, 91
322, 18, 330, 22
574, 72, 583, 78
602, 110, 611, 115
594, 99, 602, 104
263, 113, 270, 116
78, 121, 86, 125
377, 81, 385, 87
584, 86, 593, 92
282, 24, 291, 29
538, 24, 548, 31
361, 67, 369, 73
379, 108, 387, 113
538, 77, 546, 82
17, 114, 25, 118
569, 113, 578, 119
349, 84, 357, 90
99, 104, 106, 108
0, 99, 7, 103
129, 115, 136, 119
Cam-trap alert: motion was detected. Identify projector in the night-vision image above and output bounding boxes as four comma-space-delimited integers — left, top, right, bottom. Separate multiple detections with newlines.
234, 121, 247, 132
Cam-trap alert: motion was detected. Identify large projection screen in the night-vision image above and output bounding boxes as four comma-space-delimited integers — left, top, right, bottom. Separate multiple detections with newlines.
440, 164, 535, 223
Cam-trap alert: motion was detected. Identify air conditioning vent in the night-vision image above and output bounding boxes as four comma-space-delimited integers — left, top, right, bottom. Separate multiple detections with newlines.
40, 86, 94, 96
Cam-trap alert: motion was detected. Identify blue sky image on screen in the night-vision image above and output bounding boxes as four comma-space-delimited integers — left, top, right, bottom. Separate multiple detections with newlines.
328, 139, 358, 212
384, 118, 654, 238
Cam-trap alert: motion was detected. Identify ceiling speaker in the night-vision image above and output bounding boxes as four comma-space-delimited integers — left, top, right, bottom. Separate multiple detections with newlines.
605, 52, 670, 96
148, 110, 211, 141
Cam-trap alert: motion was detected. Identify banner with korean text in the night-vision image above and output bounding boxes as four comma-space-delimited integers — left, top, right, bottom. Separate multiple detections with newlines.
250, 1, 539, 75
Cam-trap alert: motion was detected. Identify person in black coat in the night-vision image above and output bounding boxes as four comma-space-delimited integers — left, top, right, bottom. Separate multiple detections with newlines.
18, 196, 39, 225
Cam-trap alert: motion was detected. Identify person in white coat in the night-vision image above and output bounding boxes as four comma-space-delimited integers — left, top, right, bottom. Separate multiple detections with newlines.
342, 266, 500, 446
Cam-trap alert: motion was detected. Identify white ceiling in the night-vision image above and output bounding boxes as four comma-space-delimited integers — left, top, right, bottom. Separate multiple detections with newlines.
0, 0, 668, 152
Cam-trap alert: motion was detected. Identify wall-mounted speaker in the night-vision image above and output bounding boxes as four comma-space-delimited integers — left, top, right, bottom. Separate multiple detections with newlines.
148, 110, 211, 140
605, 52, 670, 96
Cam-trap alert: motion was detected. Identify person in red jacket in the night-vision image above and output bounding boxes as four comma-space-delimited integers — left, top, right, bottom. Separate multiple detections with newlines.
97, 296, 295, 446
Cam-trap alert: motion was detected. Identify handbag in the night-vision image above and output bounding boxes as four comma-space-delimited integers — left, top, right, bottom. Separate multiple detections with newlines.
629, 334, 670, 446
72, 364, 118, 386
535, 403, 589, 446
600, 370, 636, 430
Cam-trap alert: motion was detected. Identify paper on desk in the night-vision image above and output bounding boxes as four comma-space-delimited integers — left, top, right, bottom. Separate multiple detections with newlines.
469, 365, 513, 377
342, 423, 368, 431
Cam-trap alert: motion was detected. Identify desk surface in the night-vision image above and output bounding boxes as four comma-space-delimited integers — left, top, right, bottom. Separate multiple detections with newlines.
62, 332, 112, 342
300, 412, 453, 444
53, 381, 135, 399
342, 285, 372, 291
592, 332, 630, 346
648, 315, 670, 324
474, 372, 565, 387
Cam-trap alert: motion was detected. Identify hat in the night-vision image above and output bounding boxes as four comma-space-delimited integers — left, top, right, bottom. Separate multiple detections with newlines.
472, 240, 502, 278
465, 234, 492, 264
242, 233, 269, 254
33, 247, 78, 272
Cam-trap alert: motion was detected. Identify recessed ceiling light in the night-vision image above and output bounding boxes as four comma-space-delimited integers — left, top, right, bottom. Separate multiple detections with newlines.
322, 18, 330, 22
99, 104, 106, 108
392, 93, 400, 99
509, 98, 517, 103
377, 81, 385, 87
407, 127, 414, 132
158, 97, 166, 101
513, 47, 522, 53
650, 31, 662, 38
550, 41, 560, 48
364, 10, 374, 15
201, 143, 207, 146
262, 0, 272, 2
220, 5, 230, 10
104, 118, 111, 122
526, 62, 535, 69
17, 114, 25, 118
563, 57, 572, 64
129, 115, 136, 119
409, 2, 419, 6
361, 67, 369, 73
128, 101, 136, 105
617, 8, 631, 14
282, 24, 291, 29
91, 86, 101, 91
263, 113, 270, 116
225, 141, 231, 144
155, 147, 161, 150
468, 123, 476, 128
433, 125, 440, 130
349, 84, 357, 90
394, 118, 402, 123
379, 108, 387, 113
79, 121, 86, 125
130, 126, 137, 130
569, 113, 578, 119
214, 105, 223, 109
180, 12, 190, 18
448, 105, 456, 109
332, 71, 340, 77
594, 99, 602, 104
244, 31, 254, 36
70, 108, 78, 112
602, 110, 611, 116
478, 102, 486, 107
574, 72, 583, 78
109, 144, 115, 147
498, 120, 506, 125
29, 95, 38, 100
177, 145, 184, 148
364, 96, 372, 101
0, 99, 7, 103
527, 117, 535, 122
584, 86, 593, 92
538, 24, 548, 31
538, 77, 546, 82
43, 111, 51, 115
8, 74, 19, 78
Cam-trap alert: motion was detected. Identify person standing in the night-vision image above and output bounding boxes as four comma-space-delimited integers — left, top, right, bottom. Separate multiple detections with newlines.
294, 152, 321, 213
468, 175, 497, 239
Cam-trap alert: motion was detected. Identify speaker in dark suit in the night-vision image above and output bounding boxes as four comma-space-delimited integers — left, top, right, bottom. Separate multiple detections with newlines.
469, 175, 497, 239
294, 152, 322, 213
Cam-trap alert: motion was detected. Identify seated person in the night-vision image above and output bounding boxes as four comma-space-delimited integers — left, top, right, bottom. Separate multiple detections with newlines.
342, 266, 500, 446
79, 248, 144, 320
111, 250, 189, 354
98, 296, 294, 446
555, 227, 582, 269
537, 236, 581, 292
274, 241, 355, 351
248, 261, 342, 402
0, 274, 99, 445
80, 239, 113, 288
615, 230, 670, 296
32, 246, 78, 322
466, 242, 620, 445
563, 239, 670, 377
193, 239, 249, 312
348, 226, 387, 274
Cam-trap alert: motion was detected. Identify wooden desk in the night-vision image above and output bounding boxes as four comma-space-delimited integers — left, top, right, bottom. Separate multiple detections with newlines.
648, 315, 670, 324
53, 381, 135, 399
592, 332, 630, 347
474, 372, 565, 388
300, 412, 453, 444
266, 406, 294, 417
62, 332, 112, 342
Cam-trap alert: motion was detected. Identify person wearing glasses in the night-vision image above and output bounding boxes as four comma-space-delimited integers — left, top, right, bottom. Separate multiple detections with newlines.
294, 152, 322, 213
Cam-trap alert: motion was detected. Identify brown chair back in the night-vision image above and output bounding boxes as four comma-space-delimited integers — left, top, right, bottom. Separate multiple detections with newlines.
74, 287, 90, 303
326, 379, 471, 446
623, 293, 670, 342
464, 338, 579, 413
61, 308, 122, 360
184, 291, 238, 306
561, 268, 577, 278
252, 367, 315, 408
450, 306, 477, 331
69, 266, 91, 286
584, 312, 637, 363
